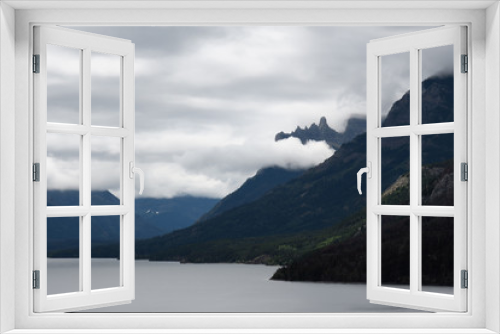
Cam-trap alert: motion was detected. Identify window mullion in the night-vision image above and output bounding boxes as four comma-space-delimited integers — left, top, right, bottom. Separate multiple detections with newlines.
82, 47, 92, 294
409, 47, 420, 295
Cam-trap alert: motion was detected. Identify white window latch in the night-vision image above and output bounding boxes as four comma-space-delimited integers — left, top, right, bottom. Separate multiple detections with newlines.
129, 161, 145, 195
357, 162, 372, 195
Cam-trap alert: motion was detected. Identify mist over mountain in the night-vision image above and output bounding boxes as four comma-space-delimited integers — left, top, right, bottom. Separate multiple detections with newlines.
200, 116, 366, 222
275, 116, 366, 150
130, 74, 453, 265
132, 130, 367, 262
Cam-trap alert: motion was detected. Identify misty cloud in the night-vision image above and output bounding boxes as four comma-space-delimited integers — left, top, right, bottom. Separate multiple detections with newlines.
140, 137, 334, 198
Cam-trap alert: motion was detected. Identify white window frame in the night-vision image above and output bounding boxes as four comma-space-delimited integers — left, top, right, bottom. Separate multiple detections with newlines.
33, 25, 136, 312
366, 26, 468, 312
1, 1, 499, 333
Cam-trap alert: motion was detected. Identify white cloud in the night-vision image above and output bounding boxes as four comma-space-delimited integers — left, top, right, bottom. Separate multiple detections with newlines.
138, 137, 333, 198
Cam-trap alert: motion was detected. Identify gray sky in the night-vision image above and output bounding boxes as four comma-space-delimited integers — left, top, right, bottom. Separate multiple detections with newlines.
46, 26, 451, 199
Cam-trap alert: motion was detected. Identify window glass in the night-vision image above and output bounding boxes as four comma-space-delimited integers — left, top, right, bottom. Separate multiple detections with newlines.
381, 52, 410, 127
91, 136, 121, 205
421, 45, 454, 124
46, 133, 81, 206
381, 136, 410, 205
381, 215, 410, 290
47, 44, 81, 124
92, 52, 121, 127
91, 215, 121, 290
421, 216, 454, 295
421, 134, 454, 206
47, 217, 80, 295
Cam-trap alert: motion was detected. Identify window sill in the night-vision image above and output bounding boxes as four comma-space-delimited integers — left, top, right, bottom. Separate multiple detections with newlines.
3, 329, 498, 334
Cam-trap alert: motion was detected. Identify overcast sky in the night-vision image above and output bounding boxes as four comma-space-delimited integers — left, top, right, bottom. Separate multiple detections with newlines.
46, 26, 452, 199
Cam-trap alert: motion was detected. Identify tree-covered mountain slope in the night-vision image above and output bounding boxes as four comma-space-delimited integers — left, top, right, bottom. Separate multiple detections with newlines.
198, 166, 305, 222
271, 159, 454, 284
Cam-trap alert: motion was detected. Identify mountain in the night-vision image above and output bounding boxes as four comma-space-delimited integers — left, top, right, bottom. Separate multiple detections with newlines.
132, 131, 368, 262
341, 117, 367, 143
382, 75, 453, 126
136, 196, 219, 232
271, 159, 454, 284
198, 166, 305, 222
47, 190, 163, 253
63, 75, 454, 269
270, 74, 455, 283
275, 115, 366, 150
47, 190, 218, 255
129, 75, 453, 263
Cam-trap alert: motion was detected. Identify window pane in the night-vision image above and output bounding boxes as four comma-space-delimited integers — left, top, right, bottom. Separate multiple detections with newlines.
381, 136, 410, 205
91, 215, 121, 290
47, 217, 80, 295
381, 215, 410, 290
91, 136, 121, 205
421, 45, 454, 124
92, 52, 121, 127
47, 133, 80, 206
381, 52, 410, 127
421, 133, 454, 206
47, 44, 80, 124
421, 216, 454, 295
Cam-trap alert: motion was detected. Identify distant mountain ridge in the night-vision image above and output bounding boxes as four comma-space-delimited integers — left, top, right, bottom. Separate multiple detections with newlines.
47, 190, 218, 254
275, 116, 366, 150
136, 196, 219, 232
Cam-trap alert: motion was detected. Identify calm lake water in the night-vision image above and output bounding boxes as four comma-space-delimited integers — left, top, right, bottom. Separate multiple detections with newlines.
47, 258, 436, 313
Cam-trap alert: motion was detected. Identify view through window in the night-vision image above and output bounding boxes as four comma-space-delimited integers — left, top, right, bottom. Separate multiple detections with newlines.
44, 26, 456, 312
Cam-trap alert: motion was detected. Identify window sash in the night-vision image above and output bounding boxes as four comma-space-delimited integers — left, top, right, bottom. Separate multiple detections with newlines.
33, 25, 136, 313
366, 26, 468, 312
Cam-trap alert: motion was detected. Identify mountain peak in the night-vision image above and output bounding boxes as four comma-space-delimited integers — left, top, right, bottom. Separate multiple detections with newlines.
318, 116, 328, 130
275, 116, 365, 150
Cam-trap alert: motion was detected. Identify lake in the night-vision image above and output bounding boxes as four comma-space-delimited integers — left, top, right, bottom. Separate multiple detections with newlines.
48, 258, 432, 313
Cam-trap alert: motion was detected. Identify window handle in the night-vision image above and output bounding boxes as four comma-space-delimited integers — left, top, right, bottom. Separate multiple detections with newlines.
357, 162, 371, 195
129, 162, 145, 195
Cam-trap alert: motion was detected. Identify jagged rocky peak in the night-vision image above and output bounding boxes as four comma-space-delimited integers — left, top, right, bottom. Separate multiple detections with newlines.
275, 116, 366, 150
318, 116, 329, 130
